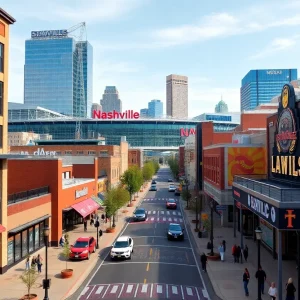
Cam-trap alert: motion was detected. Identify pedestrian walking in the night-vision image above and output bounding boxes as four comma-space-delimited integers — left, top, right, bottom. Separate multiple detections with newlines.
218, 243, 225, 262
232, 244, 237, 263
84, 219, 87, 232
200, 253, 207, 272
255, 265, 267, 294
25, 255, 30, 270
31, 256, 37, 270
36, 254, 43, 273
222, 240, 226, 252
236, 245, 241, 263
285, 277, 296, 300
243, 268, 250, 297
268, 282, 278, 300
243, 245, 249, 262
59, 235, 65, 247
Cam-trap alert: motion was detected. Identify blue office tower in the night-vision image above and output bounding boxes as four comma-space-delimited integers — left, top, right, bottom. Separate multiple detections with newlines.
240, 69, 297, 111
24, 29, 93, 117
148, 99, 163, 118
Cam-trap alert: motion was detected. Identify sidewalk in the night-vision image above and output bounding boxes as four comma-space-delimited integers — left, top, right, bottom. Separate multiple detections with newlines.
183, 200, 297, 300
0, 183, 150, 300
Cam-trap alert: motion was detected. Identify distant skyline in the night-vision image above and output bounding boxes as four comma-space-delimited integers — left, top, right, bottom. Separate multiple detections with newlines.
3, 0, 300, 117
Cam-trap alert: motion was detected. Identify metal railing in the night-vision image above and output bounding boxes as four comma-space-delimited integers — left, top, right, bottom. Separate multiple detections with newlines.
8, 186, 50, 205
234, 175, 300, 202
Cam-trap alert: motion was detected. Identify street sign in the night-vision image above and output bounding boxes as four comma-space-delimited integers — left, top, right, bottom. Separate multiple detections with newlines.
216, 205, 227, 211
201, 213, 208, 220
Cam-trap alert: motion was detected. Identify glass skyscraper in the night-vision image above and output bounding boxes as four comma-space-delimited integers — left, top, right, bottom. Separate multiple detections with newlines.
240, 69, 297, 111
24, 31, 93, 117
148, 99, 163, 118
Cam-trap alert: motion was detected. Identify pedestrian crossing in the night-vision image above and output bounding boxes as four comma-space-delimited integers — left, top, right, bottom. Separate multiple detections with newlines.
142, 198, 178, 202
146, 210, 182, 216
79, 283, 209, 299
129, 216, 183, 224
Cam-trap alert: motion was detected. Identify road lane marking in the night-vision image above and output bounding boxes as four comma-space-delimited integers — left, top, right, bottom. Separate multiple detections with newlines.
134, 284, 139, 298
81, 287, 89, 295
157, 285, 163, 294
86, 286, 96, 299
202, 289, 209, 298
187, 287, 193, 296
181, 286, 185, 299
172, 286, 178, 294
102, 262, 197, 267
102, 285, 109, 298
134, 245, 192, 250
111, 285, 118, 293
195, 288, 201, 299
166, 284, 169, 298
143, 278, 147, 284
146, 262, 150, 271
95, 286, 104, 294
130, 236, 165, 238
150, 248, 153, 256
186, 252, 190, 263
150, 283, 153, 297
142, 284, 148, 292
118, 284, 125, 298
126, 285, 134, 293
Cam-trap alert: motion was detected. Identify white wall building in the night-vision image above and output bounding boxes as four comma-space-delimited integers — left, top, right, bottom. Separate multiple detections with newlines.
184, 135, 196, 189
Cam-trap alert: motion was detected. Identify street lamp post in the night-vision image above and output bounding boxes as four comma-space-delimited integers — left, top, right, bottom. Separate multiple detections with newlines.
210, 201, 214, 256
95, 216, 100, 249
195, 197, 199, 232
255, 227, 262, 300
43, 226, 50, 300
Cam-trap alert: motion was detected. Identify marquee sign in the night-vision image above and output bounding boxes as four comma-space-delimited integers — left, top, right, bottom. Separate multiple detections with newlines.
271, 84, 300, 180
31, 29, 68, 39
180, 128, 196, 137
92, 110, 140, 120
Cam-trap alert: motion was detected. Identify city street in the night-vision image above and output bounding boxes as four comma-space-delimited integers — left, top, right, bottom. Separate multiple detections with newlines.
77, 167, 209, 300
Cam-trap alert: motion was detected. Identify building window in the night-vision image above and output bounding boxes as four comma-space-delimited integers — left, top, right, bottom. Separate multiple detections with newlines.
65, 150, 72, 154
0, 43, 3, 73
0, 81, 3, 116
0, 126, 3, 148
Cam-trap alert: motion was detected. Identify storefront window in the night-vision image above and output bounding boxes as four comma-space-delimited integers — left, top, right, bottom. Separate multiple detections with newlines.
15, 233, 21, 261
28, 227, 34, 253
7, 237, 14, 265
34, 225, 39, 249
22, 230, 28, 257
39, 222, 44, 246
260, 219, 273, 249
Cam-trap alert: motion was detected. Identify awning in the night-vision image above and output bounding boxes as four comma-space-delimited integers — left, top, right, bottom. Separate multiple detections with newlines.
91, 194, 105, 207
0, 224, 6, 233
9, 214, 50, 234
71, 198, 100, 218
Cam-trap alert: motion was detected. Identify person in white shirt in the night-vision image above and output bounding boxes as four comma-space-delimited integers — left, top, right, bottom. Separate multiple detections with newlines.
268, 282, 278, 300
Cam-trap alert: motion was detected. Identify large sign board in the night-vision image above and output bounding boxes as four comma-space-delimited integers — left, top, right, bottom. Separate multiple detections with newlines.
92, 110, 140, 120
31, 29, 68, 39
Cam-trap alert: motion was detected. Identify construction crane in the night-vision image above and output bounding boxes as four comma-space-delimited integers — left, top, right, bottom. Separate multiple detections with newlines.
67, 22, 87, 139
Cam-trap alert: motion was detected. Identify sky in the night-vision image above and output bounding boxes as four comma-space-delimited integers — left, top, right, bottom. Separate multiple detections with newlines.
2, 0, 300, 118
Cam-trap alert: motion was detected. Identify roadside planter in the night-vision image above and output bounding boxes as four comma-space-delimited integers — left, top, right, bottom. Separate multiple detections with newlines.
60, 243, 73, 279
19, 267, 39, 300
106, 227, 116, 233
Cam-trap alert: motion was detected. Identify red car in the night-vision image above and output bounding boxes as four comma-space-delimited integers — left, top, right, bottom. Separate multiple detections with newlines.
166, 199, 177, 209
69, 236, 96, 260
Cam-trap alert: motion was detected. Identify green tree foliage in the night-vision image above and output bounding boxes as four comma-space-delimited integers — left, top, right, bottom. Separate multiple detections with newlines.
20, 266, 39, 299
60, 242, 71, 270
121, 166, 143, 203
152, 160, 160, 173
142, 162, 155, 181
181, 189, 192, 202
168, 158, 179, 178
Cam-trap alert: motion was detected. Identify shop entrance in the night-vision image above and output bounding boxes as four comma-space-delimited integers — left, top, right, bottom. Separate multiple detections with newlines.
62, 209, 83, 231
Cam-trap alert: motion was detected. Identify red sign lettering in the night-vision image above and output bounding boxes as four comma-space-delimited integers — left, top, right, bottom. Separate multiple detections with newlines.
93, 110, 140, 120
285, 209, 296, 228
180, 128, 196, 137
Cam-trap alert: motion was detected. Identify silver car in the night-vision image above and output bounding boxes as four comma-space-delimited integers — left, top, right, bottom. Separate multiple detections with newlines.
133, 208, 147, 221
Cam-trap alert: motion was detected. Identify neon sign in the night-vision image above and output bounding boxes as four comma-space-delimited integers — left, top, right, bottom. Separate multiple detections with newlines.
93, 110, 140, 120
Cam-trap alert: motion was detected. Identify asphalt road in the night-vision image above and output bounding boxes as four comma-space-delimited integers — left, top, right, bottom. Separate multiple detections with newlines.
77, 167, 209, 300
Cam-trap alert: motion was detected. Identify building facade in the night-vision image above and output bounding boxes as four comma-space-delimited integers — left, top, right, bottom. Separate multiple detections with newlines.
0, 8, 16, 274
91, 103, 102, 117
140, 108, 148, 118
100, 86, 122, 113
8, 132, 52, 146
166, 74, 188, 119
128, 149, 143, 168
240, 69, 297, 111
215, 99, 228, 113
184, 135, 196, 188
148, 99, 163, 118
24, 30, 93, 118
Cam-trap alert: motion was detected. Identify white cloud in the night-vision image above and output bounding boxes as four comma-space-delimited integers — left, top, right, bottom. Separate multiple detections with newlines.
250, 35, 300, 60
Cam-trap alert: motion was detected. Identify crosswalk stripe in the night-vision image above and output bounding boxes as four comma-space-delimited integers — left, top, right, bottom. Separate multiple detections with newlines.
157, 217, 160, 222
187, 287, 193, 296
172, 286, 178, 294
81, 287, 89, 295
172, 211, 176, 215
178, 212, 182, 216
142, 284, 148, 293
168, 218, 172, 221
95, 286, 104, 294
126, 285, 134, 293
151, 217, 154, 221
111, 285, 118, 293
167, 211, 170, 215
180, 218, 183, 222
150, 284, 153, 297
174, 218, 178, 222
161, 211, 164, 214
153, 211, 156, 214
163, 217, 166, 221
157, 285, 163, 294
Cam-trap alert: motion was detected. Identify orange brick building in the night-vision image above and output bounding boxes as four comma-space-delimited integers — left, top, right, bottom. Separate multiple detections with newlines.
128, 149, 143, 168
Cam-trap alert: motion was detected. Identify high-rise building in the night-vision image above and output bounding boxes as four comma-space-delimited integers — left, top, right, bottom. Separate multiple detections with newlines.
215, 98, 228, 113
24, 28, 93, 117
100, 86, 122, 112
148, 99, 163, 118
241, 69, 297, 111
91, 103, 102, 116
140, 108, 148, 117
0, 8, 16, 274
166, 74, 188, 119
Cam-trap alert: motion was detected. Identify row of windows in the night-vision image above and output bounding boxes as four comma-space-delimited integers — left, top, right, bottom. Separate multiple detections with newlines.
0, 43, 3, 73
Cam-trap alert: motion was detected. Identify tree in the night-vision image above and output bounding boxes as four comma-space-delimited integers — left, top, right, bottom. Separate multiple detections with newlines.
121, 166, 143, 204
60, 242, 71, 271
104, 186, 130, 227
143, 162, 155, 181
168, 158, 179, 178
20, 267, 39, 299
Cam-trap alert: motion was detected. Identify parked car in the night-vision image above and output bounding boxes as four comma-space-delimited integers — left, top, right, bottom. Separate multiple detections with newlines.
168, 179, 173, 182
175, 188, 181, 196
167, 223, 184, 241
110, 236, 134, 260
152, 180, 157, 184
150, 184, 157, 191
166, 199, 177, 209
69, 236, 96, 260
168, 184, 176, 192
133, 207, 147, 221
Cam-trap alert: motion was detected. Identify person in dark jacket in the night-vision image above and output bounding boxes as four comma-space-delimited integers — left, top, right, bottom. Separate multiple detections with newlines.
232, 244, 237, 263
222, 240, 226, 252
243, 245, 249, 262
243, 268, 250, 296
255, 265, 267, 294
236, 246, 241, 263
286, 277, 296, 300
200, 253, 207, 273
